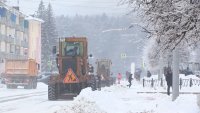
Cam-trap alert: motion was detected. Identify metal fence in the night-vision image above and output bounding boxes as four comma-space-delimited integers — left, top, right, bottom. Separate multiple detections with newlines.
142, 78, 200, 89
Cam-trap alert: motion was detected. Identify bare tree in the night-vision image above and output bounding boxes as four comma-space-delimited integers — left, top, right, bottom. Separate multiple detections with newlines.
122, 0, 200, 67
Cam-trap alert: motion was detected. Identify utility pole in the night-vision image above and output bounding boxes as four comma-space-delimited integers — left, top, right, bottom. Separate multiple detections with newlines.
172, 48, 179, 101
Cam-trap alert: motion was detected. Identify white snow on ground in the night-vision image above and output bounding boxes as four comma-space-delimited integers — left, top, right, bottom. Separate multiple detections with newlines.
0, 80, 200, 113
56, 81, 200, 113
0, 83, 47, 98
0, 82, 72, 113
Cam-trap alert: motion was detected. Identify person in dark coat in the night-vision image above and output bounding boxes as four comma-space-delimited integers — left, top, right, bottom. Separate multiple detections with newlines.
164, 66, 173, 95
127, 73, 133, 88
147, 70, 151, 77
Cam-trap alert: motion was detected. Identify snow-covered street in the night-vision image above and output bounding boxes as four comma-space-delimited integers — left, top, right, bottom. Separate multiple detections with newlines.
0, 83, 72, 113
1, 80, 199, 113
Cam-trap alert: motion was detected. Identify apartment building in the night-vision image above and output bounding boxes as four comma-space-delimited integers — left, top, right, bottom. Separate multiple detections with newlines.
0, 2, 42, 73
26, 16, 43, 71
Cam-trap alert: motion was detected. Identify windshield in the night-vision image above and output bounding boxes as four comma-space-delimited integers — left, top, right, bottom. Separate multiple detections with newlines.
61, 41, 83, 57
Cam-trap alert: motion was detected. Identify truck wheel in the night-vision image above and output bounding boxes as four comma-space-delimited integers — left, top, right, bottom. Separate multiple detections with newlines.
6, 85, 11, 89
33, 79, 37, 89
12, 85, 17, 89
48, 84, 57, 100
24, 82, 32, 89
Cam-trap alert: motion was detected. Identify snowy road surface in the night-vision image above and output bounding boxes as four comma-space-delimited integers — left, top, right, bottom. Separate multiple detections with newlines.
0, 79, 200, 113
0, 83, 71, 113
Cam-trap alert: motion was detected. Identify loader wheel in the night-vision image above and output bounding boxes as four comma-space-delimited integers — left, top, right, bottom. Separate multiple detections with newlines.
24, 81, 32, 89
48, 84, 57, 100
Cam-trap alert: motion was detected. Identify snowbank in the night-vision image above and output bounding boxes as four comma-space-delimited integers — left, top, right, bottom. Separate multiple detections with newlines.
55, 81, 200, 113
56, 88, 106, 113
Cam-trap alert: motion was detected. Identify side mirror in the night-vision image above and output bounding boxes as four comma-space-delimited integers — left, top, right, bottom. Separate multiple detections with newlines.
52, 46, 56, 54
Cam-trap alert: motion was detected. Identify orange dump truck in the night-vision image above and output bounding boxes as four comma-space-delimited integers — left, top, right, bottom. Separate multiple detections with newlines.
4, 59, 38, 89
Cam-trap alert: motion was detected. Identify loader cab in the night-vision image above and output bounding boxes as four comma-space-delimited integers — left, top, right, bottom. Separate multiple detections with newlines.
57, 38, 88, 81
61, 42, 83, 57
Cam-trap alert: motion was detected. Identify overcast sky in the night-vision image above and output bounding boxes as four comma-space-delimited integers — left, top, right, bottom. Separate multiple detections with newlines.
6, 0, 129, 16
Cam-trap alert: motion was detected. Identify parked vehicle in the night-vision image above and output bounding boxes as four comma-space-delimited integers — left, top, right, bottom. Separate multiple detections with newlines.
37, 72, 58, 84
4, 59, 38, 89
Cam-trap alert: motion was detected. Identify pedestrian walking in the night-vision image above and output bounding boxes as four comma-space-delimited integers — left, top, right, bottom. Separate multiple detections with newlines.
164, 66, 173, 95
127, 73, 133, 88
147, 70, 151, 77
117, 73, 122, 84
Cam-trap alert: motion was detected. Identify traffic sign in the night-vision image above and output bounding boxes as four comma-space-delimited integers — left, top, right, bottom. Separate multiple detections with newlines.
121, 53, 126, 59
63, 68, 79, 83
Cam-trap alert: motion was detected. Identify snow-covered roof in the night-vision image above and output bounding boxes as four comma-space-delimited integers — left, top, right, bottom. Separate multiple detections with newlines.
25, 16, 44, 23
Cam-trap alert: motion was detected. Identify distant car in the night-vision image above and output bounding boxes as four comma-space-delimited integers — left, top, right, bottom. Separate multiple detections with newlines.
37, 72, 53, 84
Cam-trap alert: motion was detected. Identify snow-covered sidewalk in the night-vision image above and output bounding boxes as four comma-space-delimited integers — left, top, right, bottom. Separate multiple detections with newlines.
56, 81, 200, 113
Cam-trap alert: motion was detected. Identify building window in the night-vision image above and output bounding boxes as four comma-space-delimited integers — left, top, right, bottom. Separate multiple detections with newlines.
1, 41, 5, 52
16, 31, 20, 39
20, 47, 23, 55
24, 48, 28, 55
6, 43, 10, 53
15, 46, 20, 55
1, 24, 5, 35
10, 44, 15, 53
6, 27, 10, 37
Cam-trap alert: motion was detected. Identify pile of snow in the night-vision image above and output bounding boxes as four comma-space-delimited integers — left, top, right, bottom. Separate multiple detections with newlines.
37, 82, 48, 89
55, 81, 200, 113
56, 95, 106, 113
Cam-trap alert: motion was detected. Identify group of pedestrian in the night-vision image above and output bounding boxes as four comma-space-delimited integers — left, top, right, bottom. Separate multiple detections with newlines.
116, 67, 172, 95
117, 72, 133, 88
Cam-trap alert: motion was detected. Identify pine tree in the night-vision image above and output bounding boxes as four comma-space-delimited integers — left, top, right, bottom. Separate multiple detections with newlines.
37, 0, 49, 72
45, 3, 58, 71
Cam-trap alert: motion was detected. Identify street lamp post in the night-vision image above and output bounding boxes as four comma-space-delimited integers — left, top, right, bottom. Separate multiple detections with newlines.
172, 48, 179, 101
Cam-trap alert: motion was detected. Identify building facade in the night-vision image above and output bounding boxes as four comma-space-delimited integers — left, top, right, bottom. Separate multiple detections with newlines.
26, 17, 43, 72
0, 2, 42, 73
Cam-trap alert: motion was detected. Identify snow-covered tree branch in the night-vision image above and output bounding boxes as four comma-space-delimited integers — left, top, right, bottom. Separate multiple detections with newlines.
123, 0, 200, 68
